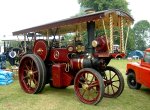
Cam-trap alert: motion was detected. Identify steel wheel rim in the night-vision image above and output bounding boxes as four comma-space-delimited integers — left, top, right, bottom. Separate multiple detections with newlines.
74, 71, 101, 104
19, 57, 39, 93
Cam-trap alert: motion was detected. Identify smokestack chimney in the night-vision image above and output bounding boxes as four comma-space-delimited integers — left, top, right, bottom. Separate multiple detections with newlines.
85, 8, 95, 14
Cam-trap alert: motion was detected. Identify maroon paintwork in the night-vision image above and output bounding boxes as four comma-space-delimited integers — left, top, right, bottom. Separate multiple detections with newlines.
52, 63, 73, 87
94, 36, 108, 52
49, 48, 71, 63
33, 39, 48, 60
110, 52, 126, 59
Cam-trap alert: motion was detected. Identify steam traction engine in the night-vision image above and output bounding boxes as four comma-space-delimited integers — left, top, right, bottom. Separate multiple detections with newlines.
13, 10, 133, 105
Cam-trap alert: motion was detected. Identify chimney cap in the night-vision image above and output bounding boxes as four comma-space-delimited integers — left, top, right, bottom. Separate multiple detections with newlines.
85, 8, 95, 14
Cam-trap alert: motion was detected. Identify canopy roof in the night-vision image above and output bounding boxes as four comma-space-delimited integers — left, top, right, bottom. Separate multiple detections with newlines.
13, 9, 134, 36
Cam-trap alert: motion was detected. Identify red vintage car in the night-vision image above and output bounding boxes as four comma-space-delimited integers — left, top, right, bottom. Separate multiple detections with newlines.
126, 48, 150, 89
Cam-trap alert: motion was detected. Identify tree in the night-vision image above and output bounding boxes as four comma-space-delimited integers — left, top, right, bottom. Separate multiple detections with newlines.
126, 28, 135, 51
133, 20, 150, 50
78, 0, 130, 13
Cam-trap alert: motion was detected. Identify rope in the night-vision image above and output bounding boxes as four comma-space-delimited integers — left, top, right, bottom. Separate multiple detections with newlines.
65, 63, 70, 72
102, 18, 110, 51
125, 25, 130, 53
109, 14, 113, 53
120, 17, 124, 53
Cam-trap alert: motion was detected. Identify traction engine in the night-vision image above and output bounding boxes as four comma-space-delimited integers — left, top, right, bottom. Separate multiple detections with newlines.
19, 35, 124, 105
15, 10, 133, 105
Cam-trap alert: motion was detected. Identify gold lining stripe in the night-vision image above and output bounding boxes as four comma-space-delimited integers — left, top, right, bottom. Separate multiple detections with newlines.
77, 59, 80, 69
80, 59, 84, 69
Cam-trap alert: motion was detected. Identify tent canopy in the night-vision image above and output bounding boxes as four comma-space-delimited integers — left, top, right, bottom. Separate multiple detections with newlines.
128, 50, 144, 59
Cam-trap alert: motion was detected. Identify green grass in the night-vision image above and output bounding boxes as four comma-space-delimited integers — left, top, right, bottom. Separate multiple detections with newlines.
0, 59, 150, 110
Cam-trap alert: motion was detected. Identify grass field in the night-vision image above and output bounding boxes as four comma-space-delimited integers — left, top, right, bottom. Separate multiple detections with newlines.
0, 59, 150, 110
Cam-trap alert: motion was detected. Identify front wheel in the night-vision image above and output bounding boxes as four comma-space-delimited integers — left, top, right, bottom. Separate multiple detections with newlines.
102, 66, 124, 98
74, 68, 104, 105
19, 54, 47, 94
127, 72, 141, 89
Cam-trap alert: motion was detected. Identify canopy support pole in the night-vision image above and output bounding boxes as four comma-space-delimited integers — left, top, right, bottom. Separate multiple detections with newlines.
109, 14, 113, 53
125, 25, 130, 53
120, 16, 125, 53
24, 34, 27, 53
47, 30, 50, 46
102, 18, 110, 51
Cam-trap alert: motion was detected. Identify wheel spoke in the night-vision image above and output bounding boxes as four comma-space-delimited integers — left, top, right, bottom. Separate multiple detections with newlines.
25, 64, 30, 71
91, 87, 99, 93
107, 84, 109, 94
89, 75, 94, 84
105, 84, 109, 87
31, 71, 38, 87
89, 80, 99, 88
79, 81, 84, 85
109, 70, 111, 80
111, 84, 115, 94
81, 74, 86, 81
86, 73, 88, 79
85, 73, 90, 83
112, 80, 120, 83
22, 75, 29, 81
87, 90, 90, 100
28, 78, 32, 87
33, 78, 38, 87
105, 74, 108, 81
81, 89, 86, 97
30, 60, 34, 70
111, 74, 117, 80
88, 90, 96, 100
112, 84, 119, 89
32, 70, 38, 74
28, 75, 37, 88
103, 75, 107, 80
24, 70, 28, 73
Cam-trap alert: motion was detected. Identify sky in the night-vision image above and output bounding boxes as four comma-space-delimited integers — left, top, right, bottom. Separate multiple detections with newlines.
0, 0, 149, 39
127, 0, 150, 23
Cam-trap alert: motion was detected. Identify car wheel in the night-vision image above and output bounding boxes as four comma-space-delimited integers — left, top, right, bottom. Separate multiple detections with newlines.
127, 72, 141, 89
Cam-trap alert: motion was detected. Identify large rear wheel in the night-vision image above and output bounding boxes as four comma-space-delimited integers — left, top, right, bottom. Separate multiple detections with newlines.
102, 66, 124, 98
19, 54, 46, 94
74, 68, 104, 105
